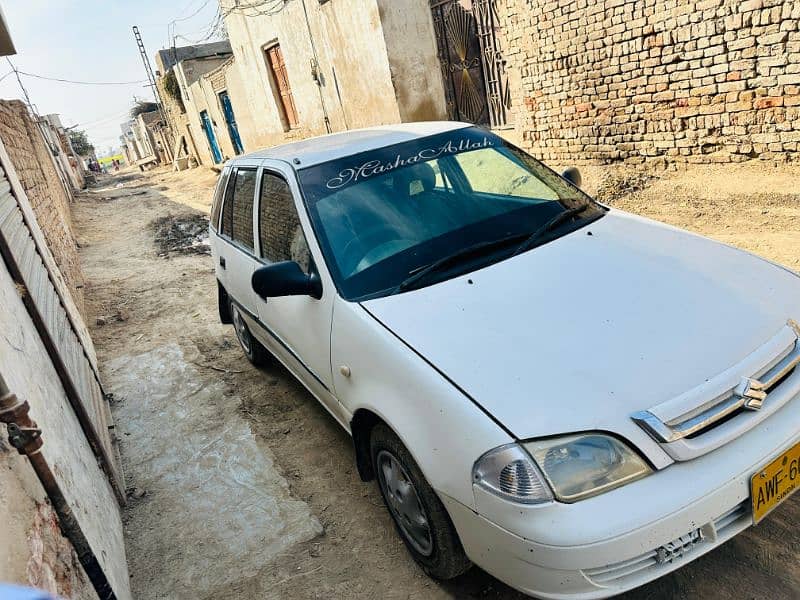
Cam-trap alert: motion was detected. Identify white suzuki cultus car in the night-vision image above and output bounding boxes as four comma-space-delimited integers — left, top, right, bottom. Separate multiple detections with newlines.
209, 122, 800, 598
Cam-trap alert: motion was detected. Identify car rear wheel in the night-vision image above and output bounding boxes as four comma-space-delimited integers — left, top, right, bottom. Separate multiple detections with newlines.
230, 302, 269, 366
370, 423, 471, 580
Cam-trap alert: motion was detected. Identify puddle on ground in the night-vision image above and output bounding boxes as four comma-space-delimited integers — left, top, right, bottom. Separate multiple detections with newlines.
106, 344, 321, 599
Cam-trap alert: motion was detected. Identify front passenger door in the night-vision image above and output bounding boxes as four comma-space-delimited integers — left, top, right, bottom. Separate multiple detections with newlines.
252, 165, 344, 424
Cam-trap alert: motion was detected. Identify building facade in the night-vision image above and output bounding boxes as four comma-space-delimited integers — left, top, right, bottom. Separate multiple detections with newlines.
158, 0, 800, 167
156, 42, 235, 167
157, 1, 448, 166
218, 0, 447, 152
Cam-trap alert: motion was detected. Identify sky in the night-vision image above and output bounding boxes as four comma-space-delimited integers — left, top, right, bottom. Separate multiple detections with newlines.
0, 0, 222, 155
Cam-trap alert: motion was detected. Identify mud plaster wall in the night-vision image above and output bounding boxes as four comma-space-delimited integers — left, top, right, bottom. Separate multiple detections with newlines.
177, 56, 235, 166
156, 75, 199, 164
0, 100, 85, 312
498, 0, 800, 163
0, 262, 131, 599
183, 58, 242, 165
377, 0, 449, 122
221, 0, 405, 151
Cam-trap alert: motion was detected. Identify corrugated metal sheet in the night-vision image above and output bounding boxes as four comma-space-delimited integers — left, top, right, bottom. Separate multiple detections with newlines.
0, 165, 124, 500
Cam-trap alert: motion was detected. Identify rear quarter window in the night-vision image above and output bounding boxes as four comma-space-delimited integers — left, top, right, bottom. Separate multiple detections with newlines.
210, 168, 230, 230
221, 168, 257, 251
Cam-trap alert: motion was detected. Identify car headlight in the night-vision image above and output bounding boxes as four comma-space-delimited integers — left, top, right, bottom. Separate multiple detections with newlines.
472, 443, 553, 504
525, 433, 652, 503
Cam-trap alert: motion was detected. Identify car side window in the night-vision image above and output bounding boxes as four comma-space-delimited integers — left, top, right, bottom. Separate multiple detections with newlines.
259, 171, 311, 273
220, 172, 235, 238
210, 168, 229, 230
223, 168, 257, 251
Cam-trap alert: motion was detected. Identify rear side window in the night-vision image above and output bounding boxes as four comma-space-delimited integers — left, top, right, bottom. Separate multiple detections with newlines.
221, 175, 234, 238
221, 168, 257, 251
259, 172, 310, 272
210, 168, 229, 230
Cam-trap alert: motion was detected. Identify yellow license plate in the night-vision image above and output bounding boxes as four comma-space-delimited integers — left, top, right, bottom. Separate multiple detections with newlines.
751, 440, 800, 524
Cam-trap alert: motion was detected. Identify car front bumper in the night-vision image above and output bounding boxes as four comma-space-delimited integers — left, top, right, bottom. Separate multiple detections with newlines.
443, 493, 752, 599
441, 396, 800, 599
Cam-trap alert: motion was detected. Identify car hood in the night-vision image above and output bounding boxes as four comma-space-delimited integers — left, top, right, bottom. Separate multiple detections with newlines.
361, 211, 800, 443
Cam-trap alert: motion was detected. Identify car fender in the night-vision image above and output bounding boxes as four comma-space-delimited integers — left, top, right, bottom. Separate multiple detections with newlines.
331, 296, 513, 508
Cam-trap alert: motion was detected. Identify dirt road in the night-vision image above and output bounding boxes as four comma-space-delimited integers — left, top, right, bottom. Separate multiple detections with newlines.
73, 164, 800, 599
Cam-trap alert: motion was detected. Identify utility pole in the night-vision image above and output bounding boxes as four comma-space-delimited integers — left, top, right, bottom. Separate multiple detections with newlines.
132, 25, 173, 149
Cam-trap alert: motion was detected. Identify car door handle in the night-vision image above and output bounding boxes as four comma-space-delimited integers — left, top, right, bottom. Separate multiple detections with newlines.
219, 256, 226, 269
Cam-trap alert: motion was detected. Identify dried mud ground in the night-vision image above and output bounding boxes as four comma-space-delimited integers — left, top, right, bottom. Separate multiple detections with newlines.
73, 163, 800, 600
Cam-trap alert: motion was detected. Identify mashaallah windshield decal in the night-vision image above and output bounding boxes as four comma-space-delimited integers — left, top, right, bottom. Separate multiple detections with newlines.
325, 136, 495, 190
298, 128, 504, 204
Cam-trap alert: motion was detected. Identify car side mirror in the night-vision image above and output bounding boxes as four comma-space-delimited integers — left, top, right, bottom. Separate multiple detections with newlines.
252, 261, 322, 300
561, 167, 582, 188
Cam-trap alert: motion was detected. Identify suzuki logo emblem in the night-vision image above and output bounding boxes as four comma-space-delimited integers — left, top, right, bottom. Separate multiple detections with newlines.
737, 377, 767, 410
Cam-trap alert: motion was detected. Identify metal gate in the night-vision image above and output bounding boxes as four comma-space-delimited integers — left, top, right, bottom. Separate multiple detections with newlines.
0, 153, 125, 502
430, 0, 510, 128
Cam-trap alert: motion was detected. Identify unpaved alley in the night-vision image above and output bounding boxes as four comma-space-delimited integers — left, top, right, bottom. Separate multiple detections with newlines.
73, 165, 800, 600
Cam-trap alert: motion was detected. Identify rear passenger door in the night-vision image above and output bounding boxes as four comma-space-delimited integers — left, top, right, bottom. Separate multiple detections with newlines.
216, 164, 260, 319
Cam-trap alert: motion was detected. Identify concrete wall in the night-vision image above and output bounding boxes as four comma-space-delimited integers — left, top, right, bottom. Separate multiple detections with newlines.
0, 245, 129, 599
0, 105, 130, 600
0, 101, 85, 314
497, 0, 800, 163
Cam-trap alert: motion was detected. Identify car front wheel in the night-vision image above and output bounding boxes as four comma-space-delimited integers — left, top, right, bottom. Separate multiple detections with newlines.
370, 423, 471, 580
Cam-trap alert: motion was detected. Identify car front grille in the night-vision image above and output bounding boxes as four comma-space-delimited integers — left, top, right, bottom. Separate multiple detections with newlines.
583, 500, 751, 587
631, 322, 800, 461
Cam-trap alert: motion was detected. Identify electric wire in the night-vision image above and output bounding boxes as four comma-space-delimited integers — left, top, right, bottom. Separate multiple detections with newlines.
72, 108, 135, 130
173, 0, 214, 23
16, 70, 148, 86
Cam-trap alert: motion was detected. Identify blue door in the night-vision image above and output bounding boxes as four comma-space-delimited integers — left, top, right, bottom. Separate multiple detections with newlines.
219, 91, 244, 155
200, 110, 223, 164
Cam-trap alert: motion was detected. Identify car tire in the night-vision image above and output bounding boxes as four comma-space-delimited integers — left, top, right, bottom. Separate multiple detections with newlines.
229, 301, 269, 366
370, 423, 472, 580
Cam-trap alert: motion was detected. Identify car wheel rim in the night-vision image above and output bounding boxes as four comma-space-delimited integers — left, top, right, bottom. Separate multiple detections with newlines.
231, 306, 252, 355
376, 450, 433, 557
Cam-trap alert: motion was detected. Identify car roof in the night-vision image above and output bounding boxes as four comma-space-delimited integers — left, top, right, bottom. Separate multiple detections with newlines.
233, 121, 474, 169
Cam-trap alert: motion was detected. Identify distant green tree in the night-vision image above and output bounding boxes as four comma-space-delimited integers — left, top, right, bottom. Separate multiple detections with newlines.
68, 129, 94, 156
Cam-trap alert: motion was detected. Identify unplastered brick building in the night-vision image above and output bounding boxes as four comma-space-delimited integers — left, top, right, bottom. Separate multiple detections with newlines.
498, 0, 800, 163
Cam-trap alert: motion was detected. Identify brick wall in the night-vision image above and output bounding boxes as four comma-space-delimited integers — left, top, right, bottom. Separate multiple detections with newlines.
0, 100, 84, 312
499, 0, 800, 163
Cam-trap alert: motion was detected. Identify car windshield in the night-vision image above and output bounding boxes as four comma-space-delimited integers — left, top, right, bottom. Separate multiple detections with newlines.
298, 127, 605, 300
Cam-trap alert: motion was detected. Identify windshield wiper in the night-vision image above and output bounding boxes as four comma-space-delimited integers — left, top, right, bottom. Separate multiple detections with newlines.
398, 232, 529, 292
511, 202, 591, 258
